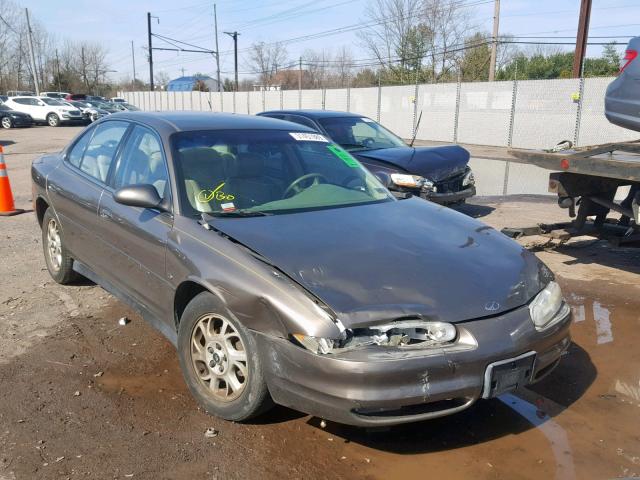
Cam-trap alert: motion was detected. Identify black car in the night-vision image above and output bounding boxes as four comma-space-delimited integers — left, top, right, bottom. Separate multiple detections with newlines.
0, 103, 34, 129
258, 110, 475, 204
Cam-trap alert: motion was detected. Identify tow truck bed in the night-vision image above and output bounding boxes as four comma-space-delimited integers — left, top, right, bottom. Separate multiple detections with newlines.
502, 140, 640, 246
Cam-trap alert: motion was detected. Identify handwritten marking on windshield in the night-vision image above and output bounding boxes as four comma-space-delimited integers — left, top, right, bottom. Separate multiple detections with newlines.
197, 182, 235, 203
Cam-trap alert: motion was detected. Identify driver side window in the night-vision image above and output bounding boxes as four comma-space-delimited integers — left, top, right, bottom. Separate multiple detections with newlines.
112, 126, 169, 199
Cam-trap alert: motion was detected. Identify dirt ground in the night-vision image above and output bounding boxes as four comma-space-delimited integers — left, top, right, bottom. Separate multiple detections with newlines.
1, 126, 639, 480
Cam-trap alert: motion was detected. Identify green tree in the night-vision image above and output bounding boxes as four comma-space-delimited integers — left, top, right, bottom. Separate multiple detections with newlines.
460, 33, 491, 81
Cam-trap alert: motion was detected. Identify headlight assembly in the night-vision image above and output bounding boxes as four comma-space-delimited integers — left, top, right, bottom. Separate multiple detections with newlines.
529, 281, 569, 330
292, 320, 457, 355
462, 169, 475, 186
390, 173, 426, 189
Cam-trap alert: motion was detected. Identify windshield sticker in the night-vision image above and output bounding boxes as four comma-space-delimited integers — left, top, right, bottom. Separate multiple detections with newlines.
196, 182, 235, 203
327, 144, 360, 168
221, 202, 236, 212
361, 117, 374, 123
289, 132, 328, 142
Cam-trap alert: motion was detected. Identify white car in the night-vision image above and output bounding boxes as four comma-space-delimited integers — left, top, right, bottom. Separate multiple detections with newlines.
4, 96, 83, 127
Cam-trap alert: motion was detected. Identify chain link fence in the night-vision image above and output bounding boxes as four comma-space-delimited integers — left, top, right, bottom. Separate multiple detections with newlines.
120, 76, 636, 197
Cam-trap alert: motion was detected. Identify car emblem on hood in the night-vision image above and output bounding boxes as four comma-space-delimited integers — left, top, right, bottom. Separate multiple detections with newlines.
484, 301, 500, 311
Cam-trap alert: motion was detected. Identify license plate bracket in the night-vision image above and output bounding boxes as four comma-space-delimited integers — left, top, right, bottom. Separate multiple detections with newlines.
482, 351, 536, 399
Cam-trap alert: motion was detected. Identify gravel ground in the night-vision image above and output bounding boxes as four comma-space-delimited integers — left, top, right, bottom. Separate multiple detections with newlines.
1, 125, 639, 480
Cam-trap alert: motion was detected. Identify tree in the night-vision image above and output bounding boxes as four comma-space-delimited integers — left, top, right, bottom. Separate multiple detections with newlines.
155, 71, 170, 89
247, 41, 289, 86
459, 32, 491, 81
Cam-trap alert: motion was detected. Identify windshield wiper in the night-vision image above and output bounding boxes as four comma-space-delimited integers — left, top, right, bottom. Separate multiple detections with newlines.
206, 210, 272, 218
339, 143, 367, 150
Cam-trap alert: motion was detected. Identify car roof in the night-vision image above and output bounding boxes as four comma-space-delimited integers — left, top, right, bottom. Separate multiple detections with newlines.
103, 111, 317, 134
259, 109, 366, 119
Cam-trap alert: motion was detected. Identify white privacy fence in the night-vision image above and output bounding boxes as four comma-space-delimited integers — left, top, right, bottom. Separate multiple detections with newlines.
119, 76, 636, 150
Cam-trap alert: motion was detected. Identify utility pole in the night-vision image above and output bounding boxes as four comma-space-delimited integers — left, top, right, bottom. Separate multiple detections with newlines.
224, 31, 239, 91
24, 8, 40, 95
572, 0, 592, 78
214, 4, 222, 92
181, 67, 186, 77
55, 49, 61, 92
147, 12, 154, 91
131, 41, 137, 89
488, 0, 500, 81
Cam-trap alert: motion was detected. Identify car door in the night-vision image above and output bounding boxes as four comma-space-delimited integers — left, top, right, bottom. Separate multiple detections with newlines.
46, 120, 130, 272
9, 98, 36, 118
97, 124, 174, 325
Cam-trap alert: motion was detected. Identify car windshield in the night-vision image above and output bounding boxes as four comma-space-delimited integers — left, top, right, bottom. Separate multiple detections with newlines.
73, 101, 89, 108
41, 98, 64, 106
123, 103, 140, 111
172, 129, 394, 216
318, 116, 406, 151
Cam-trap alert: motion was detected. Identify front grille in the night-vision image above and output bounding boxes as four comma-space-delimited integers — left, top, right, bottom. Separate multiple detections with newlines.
435, 171, 466, 193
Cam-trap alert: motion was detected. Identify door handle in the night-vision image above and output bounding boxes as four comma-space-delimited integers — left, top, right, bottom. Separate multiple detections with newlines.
48, 184, 59, 194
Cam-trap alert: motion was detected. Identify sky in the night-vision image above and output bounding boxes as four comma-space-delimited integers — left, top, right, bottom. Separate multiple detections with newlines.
18, 0, 640, 84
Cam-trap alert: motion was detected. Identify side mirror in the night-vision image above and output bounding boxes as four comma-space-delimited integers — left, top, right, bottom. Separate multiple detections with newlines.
114, 184, 167, 211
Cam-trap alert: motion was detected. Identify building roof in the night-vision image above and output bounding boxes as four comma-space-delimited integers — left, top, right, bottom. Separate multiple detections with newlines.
167, 75, 219, 92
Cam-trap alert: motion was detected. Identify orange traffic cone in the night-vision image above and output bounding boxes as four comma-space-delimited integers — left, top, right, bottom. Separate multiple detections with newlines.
0, 145, 24, 216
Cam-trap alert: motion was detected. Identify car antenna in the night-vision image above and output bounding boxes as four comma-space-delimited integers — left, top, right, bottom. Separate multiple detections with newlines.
409, 111, 422, 147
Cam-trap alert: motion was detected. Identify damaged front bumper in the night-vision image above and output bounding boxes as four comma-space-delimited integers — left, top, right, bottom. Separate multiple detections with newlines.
422, 185, 476, 205
254, 304, 571, 427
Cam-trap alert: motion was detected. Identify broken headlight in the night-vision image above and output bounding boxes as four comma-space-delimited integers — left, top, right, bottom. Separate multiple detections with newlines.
292, 320, 457, 355
462, 169, 475, 187
390, 173, 426, 189
529, 281, 569, 330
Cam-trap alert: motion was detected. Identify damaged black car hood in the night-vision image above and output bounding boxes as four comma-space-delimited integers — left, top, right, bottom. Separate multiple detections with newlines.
354, 145, 470, 182
214, 198, 549, 328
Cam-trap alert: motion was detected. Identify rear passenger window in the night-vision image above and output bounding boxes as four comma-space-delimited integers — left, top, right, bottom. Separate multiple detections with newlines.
78, 121, 129, 183
67, 127, 95, 167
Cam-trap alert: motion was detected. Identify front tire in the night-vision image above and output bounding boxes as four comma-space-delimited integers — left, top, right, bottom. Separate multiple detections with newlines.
1, 117, 12, 129
47, 113, 60, 127
177, 292, 272, 422
41, 208, 79, 284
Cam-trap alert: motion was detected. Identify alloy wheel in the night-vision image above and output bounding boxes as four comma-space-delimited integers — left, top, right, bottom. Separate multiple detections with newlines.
1, 117, 11, 129
47, 218, 62, 271
190, 314, 248, 402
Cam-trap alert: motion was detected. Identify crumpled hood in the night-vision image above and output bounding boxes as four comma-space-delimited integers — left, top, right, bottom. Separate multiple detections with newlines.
214, 198, 550, 328
354, 145, 470, 182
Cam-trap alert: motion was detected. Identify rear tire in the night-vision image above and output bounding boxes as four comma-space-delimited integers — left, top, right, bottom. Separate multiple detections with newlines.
177, 292, 273, 422
1, 117, 12, 129
47, 113, 60, 127
41, 208, 80, 284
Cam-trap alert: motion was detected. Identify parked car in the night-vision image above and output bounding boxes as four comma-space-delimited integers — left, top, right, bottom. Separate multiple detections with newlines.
258, 110, 475, 204
7, 90, 35, 97
112, 102, 140, 112
86, 95, 108, 103
0, 103, 34, 129
65, 93, 87, 101
68, 100, 110, 123
32, 111, 571, 427
4, 96, 83, 126
42, 91, 70, 99
111, 97, 126, 103
605, 36, 640, 132
85, 101, 121, 114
